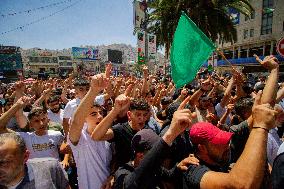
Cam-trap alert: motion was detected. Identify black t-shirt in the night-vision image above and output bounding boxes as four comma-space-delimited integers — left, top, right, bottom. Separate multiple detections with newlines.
183, 159, 230, 189
229, 120, 250, 163
109, 122, 138, 167
272, 152, 284, 189
114, 139, 178, 189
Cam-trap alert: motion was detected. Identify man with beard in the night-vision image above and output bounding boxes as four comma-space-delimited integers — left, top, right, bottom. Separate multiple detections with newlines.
47, 95, 64, 125
0, 132, 70, 189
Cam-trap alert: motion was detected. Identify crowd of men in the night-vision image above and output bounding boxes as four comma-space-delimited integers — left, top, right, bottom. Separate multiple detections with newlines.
0, 54, 284, 189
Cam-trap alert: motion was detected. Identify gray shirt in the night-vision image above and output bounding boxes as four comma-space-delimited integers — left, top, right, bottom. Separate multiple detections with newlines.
11, 158, 68, 189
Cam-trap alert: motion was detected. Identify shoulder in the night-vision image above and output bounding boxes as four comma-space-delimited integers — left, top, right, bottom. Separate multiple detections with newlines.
183, 164, 211, 188
114, 163, 134, 187
47, 130, 63, 136
27, 157, 61, 168
272, 152, 284, 189
17, 131, 33, 138
229, 120, 249, 133
112, 122, 128, 131
64, 99, 77, 107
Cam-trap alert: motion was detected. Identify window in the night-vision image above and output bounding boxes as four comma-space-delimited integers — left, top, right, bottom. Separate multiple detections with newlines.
251, 10, 255, 19
261, 13, 273, 35
244, 29, 249, 39
250, 29, 254, 37
261, 0, 274, 35
263, 0, 273, 8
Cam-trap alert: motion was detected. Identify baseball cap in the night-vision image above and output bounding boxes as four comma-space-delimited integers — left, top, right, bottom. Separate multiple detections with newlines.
131, 129, 160, 153
190, 122, 233, 145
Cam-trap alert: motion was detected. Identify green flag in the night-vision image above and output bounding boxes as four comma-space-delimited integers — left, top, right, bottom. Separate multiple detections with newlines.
170, 12, 216, 88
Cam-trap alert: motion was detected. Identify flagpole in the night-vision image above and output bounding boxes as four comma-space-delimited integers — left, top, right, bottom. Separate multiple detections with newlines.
216, 48, 233, 67
216, 48, 246, 79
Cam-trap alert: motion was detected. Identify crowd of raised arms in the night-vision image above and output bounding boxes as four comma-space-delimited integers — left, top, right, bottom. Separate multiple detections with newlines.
1, 55, 284, 189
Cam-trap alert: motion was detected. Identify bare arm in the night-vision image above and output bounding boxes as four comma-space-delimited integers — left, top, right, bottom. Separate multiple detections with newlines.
199, 92, 277, 189
276, 85, 284, 103
220, 78, 234, 108
254, 55, 279, 106
69, 75, 103, 145
91, 94, 130, 141
0, 96, 31, 133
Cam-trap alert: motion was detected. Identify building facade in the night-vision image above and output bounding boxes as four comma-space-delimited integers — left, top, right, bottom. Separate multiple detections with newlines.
217, 0, 284, 72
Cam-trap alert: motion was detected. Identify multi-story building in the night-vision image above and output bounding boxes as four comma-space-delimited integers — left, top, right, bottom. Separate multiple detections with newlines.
217, 0, 284, 73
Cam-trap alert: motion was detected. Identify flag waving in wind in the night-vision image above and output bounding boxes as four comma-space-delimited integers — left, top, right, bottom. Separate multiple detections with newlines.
170, 12, 216, 88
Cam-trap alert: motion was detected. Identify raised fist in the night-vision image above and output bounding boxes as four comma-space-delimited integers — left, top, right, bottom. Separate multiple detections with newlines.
90, 74, 108, 92
113, 94, 130, 113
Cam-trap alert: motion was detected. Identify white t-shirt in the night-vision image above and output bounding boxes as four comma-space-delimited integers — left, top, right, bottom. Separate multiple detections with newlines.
267, 128, 283, 165
47, 109, 64, 125
63, 98, 81, 121
18, 130, 64, 160
215, 103, 231, 125
68, 125, 112, 189
95, 94, 105, 106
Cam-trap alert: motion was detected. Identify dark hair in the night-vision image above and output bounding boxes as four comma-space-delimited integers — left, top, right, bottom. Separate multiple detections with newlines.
165, 102, 191, 120
0, 133, 27, 154
47, 95, 60, 104
161, 96, 173, 105
28, 107, 47, 120
74, 78, 89, 87
129, 99, 150, 111
235, 97, 253, 119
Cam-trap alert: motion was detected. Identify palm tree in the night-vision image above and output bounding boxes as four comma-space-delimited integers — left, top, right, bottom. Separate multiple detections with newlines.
147, 0, 254, 57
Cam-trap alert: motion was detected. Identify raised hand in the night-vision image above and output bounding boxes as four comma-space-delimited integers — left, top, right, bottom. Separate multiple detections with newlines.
177, 154, 200, 171
113, 94, 130, 114
226, 104, 235, 112
163, 96, 196, 145
14, 81, 26, 95
201, 78, 212, 91
105, 63, 112, 79
142, 66, 149, 78
252, 91, 278, 130
90, 74, 108, 92
254, 54, 279, 71
16, 96, 34, 108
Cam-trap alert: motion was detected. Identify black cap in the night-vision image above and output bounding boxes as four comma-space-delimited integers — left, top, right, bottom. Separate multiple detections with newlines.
131, 129, 160, 153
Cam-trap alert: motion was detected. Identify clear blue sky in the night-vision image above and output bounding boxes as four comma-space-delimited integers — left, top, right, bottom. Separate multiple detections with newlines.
0, 0, 136, 49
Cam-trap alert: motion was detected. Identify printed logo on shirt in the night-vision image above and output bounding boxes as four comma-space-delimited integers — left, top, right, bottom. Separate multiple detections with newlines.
32, 142, 56, 151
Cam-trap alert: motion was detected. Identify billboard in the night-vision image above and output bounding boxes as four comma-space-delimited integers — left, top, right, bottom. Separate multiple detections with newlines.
0, 54, 22, 71
133, 0, 146, 30
72, 47, 99, 60
107, 49, 123, 64
148, 34, 156, 61
0, 46, 19, 54
0, 46, 22, 71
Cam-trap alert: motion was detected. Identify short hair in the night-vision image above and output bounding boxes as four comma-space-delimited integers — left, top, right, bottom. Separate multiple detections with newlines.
73, 78, 89, 87
0, 133, 27, 154
235, 97, 253, 119
28, 107, 47, 120
129, 99, 150, 111
47, 95, 60, 104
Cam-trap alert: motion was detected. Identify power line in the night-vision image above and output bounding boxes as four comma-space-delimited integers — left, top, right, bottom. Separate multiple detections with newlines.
1, 0, 84, 35
1, 0, 73, 18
